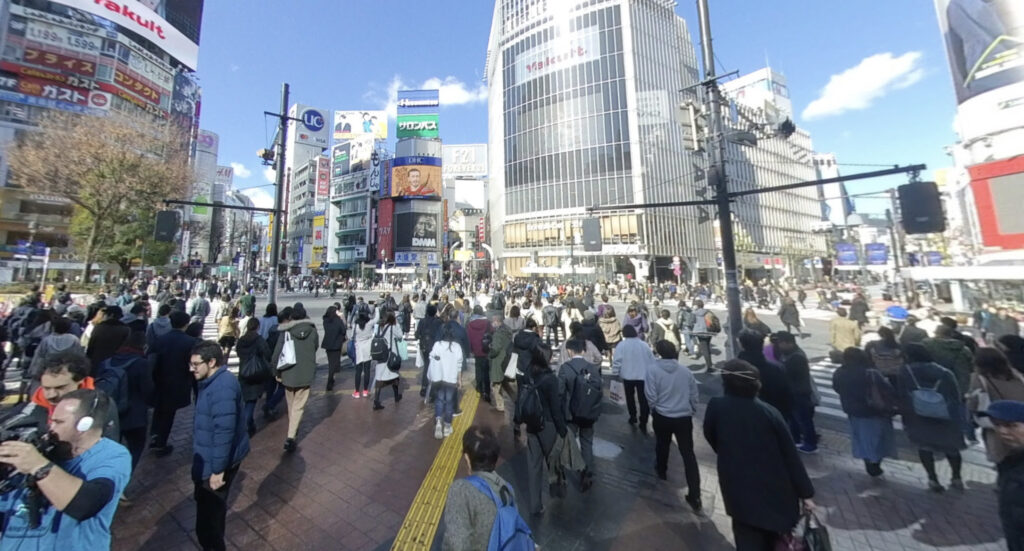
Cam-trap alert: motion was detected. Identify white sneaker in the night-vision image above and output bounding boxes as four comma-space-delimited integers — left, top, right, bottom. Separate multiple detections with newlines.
434, 418, 443, 440
443, 423, 453, 437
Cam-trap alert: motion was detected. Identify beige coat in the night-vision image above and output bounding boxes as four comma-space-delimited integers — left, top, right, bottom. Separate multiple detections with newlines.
829, 317, 861, 352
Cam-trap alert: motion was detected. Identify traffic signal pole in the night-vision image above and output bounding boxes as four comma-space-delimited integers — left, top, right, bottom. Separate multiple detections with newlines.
696, 0, 742, 361
268, 83, 290, 306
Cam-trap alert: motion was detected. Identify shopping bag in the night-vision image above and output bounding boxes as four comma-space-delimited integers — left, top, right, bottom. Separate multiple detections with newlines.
397, 339, 409, 361
276, 332, 296, 371
608, 379, 627, 407
504, 352, 519, 380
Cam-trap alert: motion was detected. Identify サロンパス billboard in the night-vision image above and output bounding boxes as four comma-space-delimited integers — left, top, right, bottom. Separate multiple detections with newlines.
391, 157, 442, 198
396, 114, 439, 139
333, 110, 387, 140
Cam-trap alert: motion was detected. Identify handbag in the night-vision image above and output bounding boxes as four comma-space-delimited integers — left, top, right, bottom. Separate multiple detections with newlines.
397, 339, 409, 361
504, 351, 519, 380
801, 512, 832, 551
277, 332, 296, 371
240, 353, 273, 384
905, 365, 951, 420
608, 379, 627, 407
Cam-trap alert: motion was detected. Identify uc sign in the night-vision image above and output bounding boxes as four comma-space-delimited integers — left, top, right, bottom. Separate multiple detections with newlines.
302, 109, 324, 132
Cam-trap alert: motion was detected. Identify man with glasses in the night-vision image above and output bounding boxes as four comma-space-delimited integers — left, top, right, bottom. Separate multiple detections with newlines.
189, 340, 249, 551
31, 351, 119, 440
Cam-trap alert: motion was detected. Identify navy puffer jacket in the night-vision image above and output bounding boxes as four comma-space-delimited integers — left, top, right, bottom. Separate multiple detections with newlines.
192, 368, 249, 481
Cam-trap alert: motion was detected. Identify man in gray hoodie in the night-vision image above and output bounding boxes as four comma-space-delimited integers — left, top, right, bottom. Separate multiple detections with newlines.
146, 304, 173, 352
645, 339, 702, 512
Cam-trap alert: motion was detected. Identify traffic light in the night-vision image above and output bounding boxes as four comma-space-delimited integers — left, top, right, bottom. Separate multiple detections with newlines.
153, 210, 179, 242
897, 181, 945, 234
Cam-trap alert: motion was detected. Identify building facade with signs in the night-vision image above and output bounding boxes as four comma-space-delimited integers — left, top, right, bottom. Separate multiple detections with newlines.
0, 0, 204, 280
485, 0, 716, 282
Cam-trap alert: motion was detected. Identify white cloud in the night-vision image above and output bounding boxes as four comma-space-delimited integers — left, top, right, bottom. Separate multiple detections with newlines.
802, 52, 925, 121
263, 167, 276, 183
371, 75, 488, 119
239, 187, 274, 210
229, 162, 252, 179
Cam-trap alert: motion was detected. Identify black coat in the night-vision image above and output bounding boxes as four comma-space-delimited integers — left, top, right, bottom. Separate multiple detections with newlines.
849, 299, 869, 324
777, 304, 801, 328
580, 319, 608, 352
780, 348, 813, 400
738, 349, 793, 419
897, 361, 966, 453
321, 316, 346, 352
236, 331, 271, 403
96, 351, 153, 431
527, 366, 567, 437
998, 450, 1024, 551
703, 395, 814, 533
87, 320, 130, 375
832, 364, 894, 418
512, 330, 544, 381
150, 330, 198, 410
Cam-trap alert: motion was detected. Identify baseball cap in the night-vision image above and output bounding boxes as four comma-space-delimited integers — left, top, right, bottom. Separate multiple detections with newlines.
979, 400, 1024, 423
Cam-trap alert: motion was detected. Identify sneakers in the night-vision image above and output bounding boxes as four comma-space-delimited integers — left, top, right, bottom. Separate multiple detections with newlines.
352, 391, 361, 398
283, 438, 296, 453
362, 390, 370, 398
373, 402, 385, 411
443, 423, 453, 437
434, 418, 444, 440
797, 443, 818, 454
453, 409, 463, 418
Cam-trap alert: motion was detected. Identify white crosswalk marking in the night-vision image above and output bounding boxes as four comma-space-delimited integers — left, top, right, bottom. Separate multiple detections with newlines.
810, 359, 846, 420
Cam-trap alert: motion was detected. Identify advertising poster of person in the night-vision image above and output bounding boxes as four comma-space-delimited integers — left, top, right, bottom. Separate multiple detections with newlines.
935, 0, 1024, 104
391, 157, 442, 198
395, 213, 439, 249
333, 110, 387, 140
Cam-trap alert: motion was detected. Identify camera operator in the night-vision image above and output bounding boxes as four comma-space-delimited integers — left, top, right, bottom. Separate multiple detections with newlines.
0, 388, 131, 549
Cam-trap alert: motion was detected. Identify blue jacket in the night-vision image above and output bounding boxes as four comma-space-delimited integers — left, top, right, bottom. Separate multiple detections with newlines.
192, 367, 249, 481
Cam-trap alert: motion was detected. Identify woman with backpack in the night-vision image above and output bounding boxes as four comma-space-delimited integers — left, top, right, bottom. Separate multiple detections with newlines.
237, 317, 271, 437
967, 348, 1024, 463
353, 309, 376, 399
832, 347, 897, 477
865, 326, 904, 385
321, 306, 346, 392
428, 323, 463, 439
898, 343, 967, 492
373, 312, 404, 411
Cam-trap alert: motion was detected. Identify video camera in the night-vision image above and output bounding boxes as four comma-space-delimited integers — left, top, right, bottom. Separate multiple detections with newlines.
0, 402, 55, 495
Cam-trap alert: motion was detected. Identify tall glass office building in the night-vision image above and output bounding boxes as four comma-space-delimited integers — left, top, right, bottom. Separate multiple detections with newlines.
486, 0, 716, 282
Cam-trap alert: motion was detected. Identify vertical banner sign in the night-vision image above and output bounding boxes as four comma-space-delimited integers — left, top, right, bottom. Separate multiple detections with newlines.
477, 217, 486, 243
317, 157, 330, 198
864, 243, 888, 265
377, 199, 395, 261
835, 243, 858, 266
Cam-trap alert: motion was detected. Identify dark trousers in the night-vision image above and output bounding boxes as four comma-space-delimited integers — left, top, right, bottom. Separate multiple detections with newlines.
544, 325, 561, 346
194, 464, 240, 551
121, 426, 147, 472
325, 350, 342, 385
474, 356, 490, 398
264, 380, 285, 412
732, 519, 778, 551
696, 335, 713, 370
354, 361, 372, 392
623, 379, 649, 426
652, 412, 700, 499
150, 403, 178, 448
788, 400, 817, 447
243, 400, 256, 433
420, 350, 431, 394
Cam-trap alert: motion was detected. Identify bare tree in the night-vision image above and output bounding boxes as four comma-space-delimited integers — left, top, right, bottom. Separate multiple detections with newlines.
6, 111, 190, 280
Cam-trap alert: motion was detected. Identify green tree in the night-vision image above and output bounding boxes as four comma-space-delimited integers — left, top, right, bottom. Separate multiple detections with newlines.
7, 111, 190, 280
70, 208, 176, 275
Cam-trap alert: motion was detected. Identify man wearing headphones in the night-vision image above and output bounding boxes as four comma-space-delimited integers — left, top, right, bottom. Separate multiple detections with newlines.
0, 388, 131, 549
32, 351, 120, 441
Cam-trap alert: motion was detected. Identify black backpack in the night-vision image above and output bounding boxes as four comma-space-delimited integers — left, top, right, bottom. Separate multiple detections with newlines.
566, 363, 602, 423
370, 325, 390, 362
96, 357, 132, 415
515, 374, 547, 433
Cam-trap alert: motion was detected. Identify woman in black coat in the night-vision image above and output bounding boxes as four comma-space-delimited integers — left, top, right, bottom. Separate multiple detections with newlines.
704, 359, 815, 551
321, 305, 347, 391
776, 297, 802, 337
237, 317, 271, 436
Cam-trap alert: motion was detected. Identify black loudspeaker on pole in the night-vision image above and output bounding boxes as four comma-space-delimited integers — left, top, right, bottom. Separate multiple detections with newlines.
153, 210, 179, 243
897, 181, 945, 235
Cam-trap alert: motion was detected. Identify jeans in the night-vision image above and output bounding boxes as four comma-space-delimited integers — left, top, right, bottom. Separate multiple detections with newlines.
652, 412, 701, 499
623, 379, 649, 426
789, 399, 817, 447
121, 426, 147, 472
696, 335, 713, 371
354, 361, 372, 392
474, 356, 490, 397
681, 331, 695, 356
194, 464, 240, 551
434, 382, 456, 424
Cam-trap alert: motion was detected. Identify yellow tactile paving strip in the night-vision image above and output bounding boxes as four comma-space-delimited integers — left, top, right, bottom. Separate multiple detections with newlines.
391, 388, 480, 550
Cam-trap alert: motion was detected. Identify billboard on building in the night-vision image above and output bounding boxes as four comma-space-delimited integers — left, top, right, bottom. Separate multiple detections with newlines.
864, 243, 888, 265
196, 129, 218, 155
316, 158, 330, 198
835, 242, 858, 265
349, 135, 374, 171
396, 114, 439, 139
289, 103, 329, 148
54, 0, 200, 69
443, 144, 488, 177
391, 157, 442, 198
395, 212, 439, 250
935, 0, 1024, 104
515, 30, 599, 84
377, 199, 395, 261
397, 89, 440, 115
969, 156, 1024, 248
333, 110, 387, 140
332, 142, 351, 178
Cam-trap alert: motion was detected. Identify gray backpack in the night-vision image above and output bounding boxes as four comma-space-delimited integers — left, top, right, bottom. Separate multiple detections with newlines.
905, 365, 950, 420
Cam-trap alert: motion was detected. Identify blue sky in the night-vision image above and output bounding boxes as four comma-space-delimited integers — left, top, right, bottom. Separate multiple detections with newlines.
195, 1, 957, 215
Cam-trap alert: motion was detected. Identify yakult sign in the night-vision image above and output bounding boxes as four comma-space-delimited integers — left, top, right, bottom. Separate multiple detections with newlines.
57, 0, 200, 70
515, 30, 599, 84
